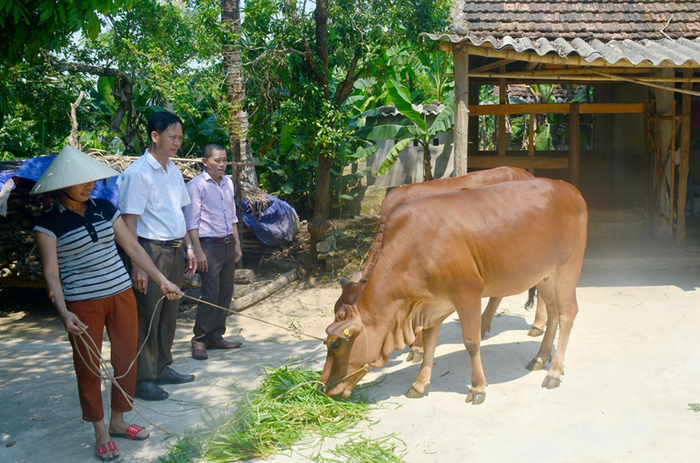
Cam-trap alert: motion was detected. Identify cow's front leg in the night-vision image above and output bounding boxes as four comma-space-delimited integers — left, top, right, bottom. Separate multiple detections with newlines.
457, 294, 487, 404
406, 324, 441, 398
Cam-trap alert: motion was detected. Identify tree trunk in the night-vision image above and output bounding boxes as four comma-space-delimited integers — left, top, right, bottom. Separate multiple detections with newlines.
422, 142, 433, 182
221, 0, 247, 225
309, 0, 332, 246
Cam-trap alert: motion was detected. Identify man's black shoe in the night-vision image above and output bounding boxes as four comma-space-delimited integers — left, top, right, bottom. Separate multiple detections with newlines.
155, 370, 195, 385
135, 381, 169, 401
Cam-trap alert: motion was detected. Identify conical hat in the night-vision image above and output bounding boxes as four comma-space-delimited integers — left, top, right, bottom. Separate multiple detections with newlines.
30, 146, 120, 194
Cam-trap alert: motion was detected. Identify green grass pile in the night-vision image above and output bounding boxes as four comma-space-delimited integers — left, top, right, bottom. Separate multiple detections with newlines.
162, 362, 380, 462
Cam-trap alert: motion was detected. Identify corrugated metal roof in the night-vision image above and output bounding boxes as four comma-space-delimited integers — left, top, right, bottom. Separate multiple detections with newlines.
375, 102, 446, 117
456, 0, 700, 41
425, 32, 700, 67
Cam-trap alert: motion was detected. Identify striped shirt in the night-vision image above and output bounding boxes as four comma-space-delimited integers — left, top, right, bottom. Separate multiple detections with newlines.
34, 199, 132, 301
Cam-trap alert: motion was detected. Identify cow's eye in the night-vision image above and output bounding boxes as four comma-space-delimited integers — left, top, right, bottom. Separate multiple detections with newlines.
329, 339, 340, 349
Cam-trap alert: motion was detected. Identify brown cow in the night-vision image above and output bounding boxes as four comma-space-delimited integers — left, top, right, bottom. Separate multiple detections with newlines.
359, 167, 545, 363
320, 178, 587, 404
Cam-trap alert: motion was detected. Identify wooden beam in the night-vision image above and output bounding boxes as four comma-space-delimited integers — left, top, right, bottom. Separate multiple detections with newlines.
453, 50, 470, 175
471, 59, 514, 74
468, 72, 700, 83
468, 102, 645, 116
498, 66, 506, 156
677, 70, 692, 246
468, 155, 569, 169
569, 103, 580, 187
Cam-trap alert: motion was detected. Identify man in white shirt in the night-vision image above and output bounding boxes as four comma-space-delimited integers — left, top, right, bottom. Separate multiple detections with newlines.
117, 111, 197, 401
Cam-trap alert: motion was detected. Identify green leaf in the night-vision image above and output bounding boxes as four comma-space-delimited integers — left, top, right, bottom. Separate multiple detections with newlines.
427, 100, 454, 136
280, 182, 294, 195
347, 145, 378, 161
360, 123, 406, 141
387, 78, 427, 131
534, 123, 556, 151
279, 125, 297, 152
353, 78, 377, 90
376, 137, 413, 176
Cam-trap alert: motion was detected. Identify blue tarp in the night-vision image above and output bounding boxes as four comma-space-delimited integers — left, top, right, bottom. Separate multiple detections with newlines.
242, 194, 300, 246
2, 156, 299, 246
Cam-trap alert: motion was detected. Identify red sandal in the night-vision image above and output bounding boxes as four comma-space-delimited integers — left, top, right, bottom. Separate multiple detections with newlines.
95, 440, 119, 461
109, 423, 149, 441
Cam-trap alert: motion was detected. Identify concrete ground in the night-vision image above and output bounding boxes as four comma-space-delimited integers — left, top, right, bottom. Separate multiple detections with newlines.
1, 236, 700, 463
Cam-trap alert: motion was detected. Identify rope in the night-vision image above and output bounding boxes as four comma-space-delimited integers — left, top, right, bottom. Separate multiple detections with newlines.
67, 289, 327, 437
182, 294, 326, 342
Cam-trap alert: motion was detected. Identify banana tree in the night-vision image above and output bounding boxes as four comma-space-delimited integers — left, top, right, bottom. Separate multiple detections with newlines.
362, 78, 454, 182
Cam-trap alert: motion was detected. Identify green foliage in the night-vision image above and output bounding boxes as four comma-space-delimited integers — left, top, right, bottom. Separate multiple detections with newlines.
242, 0, 452, 214
478, 83, 593, 152
369, 78, 454, 179
689, 403, 700, 412
315, 435, 408, 463
0, 62, 101, 158
0, 0, 133, 63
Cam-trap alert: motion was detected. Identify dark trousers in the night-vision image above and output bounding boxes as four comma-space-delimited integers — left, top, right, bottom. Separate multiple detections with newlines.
67, 289, 138, 422
193, 240, 236, 343
134, 239, 185, 383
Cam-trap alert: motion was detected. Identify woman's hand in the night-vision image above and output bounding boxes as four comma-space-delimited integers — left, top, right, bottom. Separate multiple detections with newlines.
160, 280, 184, 300
62, 311, 88, 335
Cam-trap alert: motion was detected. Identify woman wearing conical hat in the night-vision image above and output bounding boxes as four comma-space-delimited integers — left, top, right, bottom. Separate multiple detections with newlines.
32, 146, 183, 462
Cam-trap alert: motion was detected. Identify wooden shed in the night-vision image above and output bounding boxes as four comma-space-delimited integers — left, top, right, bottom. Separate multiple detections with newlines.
426, 0, 700, 245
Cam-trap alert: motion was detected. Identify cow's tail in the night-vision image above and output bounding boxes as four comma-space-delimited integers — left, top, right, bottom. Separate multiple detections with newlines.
524, 287, 537, 310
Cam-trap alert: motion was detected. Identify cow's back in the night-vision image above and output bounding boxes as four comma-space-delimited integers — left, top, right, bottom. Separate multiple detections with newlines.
380, 167, 533, 220
375, 178, 587, 299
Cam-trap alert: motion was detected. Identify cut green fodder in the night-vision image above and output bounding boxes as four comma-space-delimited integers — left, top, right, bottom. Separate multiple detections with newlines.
315, 435, 408, 463
163, 363, 377, 462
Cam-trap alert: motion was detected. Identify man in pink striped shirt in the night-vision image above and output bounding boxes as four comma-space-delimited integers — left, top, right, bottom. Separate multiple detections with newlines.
184, 143, 243, 360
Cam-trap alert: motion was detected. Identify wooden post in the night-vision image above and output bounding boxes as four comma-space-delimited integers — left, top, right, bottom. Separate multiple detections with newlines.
569, 103, 580, 187
453, 47, 469, 175
677, 70, 692, 246
498, 68, 506, 156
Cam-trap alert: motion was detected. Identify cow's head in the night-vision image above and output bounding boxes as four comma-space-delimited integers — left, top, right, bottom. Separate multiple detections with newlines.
320, 280, 371, 398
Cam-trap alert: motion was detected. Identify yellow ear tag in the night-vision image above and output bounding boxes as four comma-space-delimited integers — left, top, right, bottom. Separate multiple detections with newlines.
343, 328, 350, 337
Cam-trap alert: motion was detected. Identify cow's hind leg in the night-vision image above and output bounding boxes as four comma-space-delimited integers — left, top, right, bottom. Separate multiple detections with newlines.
527, 292, 547, 337
406, 324, 441, 398
480, 297, 503, 337
526, 281, 557, 371
406, 331, 424, 363
541, 281, 580, 389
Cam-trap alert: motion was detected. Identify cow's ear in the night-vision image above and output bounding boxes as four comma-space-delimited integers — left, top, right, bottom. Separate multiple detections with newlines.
326, 310, 362, 340
339, 271, 362, 288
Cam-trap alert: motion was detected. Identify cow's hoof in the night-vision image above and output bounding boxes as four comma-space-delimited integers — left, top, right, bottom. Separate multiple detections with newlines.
406, 383, 428, 398
527, 325, 545, 337
406, 350, 423, 363
465, 390, 485, 405
541, 375, 561, 389
526, 357, 546, 371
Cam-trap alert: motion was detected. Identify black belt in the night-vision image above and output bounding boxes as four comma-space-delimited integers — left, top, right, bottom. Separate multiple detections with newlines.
139, 238, 184, 248
199, 234, 233, 244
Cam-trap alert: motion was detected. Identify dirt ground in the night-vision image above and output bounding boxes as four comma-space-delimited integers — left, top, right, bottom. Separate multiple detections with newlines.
2, 235, 700, 463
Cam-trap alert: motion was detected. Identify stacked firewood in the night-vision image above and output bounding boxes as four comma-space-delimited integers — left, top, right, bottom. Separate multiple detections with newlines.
0, 155, 202, 288
0, 180, 44, 286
